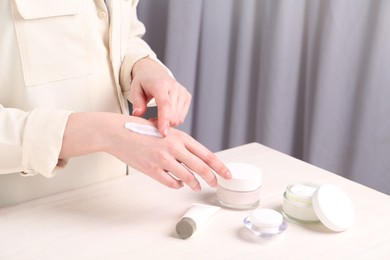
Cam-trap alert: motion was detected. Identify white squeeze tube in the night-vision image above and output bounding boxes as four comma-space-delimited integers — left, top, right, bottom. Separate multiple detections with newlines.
175, 203, 221, 239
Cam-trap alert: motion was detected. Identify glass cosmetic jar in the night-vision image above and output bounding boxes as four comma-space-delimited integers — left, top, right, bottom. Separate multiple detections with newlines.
282, 183, 356, 232
216, 163, 262, 210
243, 208, 288, 238
282, 183, 321, 223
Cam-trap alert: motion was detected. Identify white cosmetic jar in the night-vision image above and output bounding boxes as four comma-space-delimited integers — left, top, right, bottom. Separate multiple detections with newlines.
216, 163, 262, 210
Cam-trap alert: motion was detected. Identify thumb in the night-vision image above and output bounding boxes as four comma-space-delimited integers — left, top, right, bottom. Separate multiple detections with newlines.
156, 100, 171, 136
130, 89, 148, 117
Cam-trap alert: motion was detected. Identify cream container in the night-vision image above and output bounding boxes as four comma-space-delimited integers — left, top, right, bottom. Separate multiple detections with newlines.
282, 183, 356, 232
243, 208, 288, 238
282, 182, 320, 223
216, 163, 262, 210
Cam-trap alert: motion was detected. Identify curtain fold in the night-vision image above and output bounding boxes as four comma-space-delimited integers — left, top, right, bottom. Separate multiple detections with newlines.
138, 0, 390, 194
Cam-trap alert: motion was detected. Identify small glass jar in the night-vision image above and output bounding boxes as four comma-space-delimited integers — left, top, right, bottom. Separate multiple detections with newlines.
243, 208, 288, 238
216, 163, 262, 210
282, 183, 321, 223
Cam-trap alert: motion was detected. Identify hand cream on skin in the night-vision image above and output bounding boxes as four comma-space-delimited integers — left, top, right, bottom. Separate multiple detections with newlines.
176, 203, 221, 239
124, 122, 162, 137
216, 163, 262, 210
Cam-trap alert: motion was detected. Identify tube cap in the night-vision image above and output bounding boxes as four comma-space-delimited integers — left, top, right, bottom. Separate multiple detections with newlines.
176, 217, 197, 239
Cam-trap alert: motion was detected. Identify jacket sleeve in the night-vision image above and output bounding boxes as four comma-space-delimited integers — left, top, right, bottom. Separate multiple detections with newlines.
0, 105, 72, 177
119, 0, 173, 102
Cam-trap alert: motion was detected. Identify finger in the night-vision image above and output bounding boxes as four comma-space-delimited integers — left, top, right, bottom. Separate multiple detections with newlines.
177, 93, 191, 125
168, 91, 182, 126
177, 149, 218, 188
164, 160, 201, 192
145, 169, 184, 190
129, 82, 148, 117
172, 87, 191, 126
185, 138, 232, 180
155, 93, 172, 136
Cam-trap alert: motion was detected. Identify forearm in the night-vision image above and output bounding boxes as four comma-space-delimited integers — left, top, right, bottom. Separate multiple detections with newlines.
59, 112, 138, 159
59, 112, 104, 159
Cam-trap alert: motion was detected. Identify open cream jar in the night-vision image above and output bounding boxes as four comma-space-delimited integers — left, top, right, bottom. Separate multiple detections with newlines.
282, 183, 356, 232
282, 183, 320, 223
216, 163, 262, 210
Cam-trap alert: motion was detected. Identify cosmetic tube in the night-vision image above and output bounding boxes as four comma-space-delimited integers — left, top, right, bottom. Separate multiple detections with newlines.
176, 203, 221, 239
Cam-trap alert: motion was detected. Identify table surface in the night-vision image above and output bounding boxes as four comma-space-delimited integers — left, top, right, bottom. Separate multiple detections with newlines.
1, 143, 389, 260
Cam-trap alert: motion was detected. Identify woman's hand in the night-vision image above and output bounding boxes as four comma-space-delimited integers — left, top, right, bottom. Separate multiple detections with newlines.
60, 112, 231, 191
129, 58, 191, 136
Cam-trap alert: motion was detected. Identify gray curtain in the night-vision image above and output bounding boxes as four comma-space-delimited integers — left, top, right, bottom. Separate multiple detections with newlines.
138, 0, 390, 195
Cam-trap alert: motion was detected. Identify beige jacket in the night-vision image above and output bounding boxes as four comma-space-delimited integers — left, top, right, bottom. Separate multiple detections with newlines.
0, 0, 161, 207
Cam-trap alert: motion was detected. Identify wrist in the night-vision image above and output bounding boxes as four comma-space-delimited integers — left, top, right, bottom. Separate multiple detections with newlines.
60, 112, 114, 159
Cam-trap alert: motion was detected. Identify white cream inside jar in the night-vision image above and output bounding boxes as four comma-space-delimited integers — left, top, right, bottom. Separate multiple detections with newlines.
216, 163, 262, 210
282, 183, 320, 223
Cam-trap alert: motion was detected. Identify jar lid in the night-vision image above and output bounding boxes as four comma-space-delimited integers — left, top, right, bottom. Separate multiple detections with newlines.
218, 163, 262, 192
312, 184, 355, 232
250, 208, 283, 229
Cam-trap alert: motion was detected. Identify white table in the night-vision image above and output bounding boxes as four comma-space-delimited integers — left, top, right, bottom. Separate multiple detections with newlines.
0, 143, 389, 259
